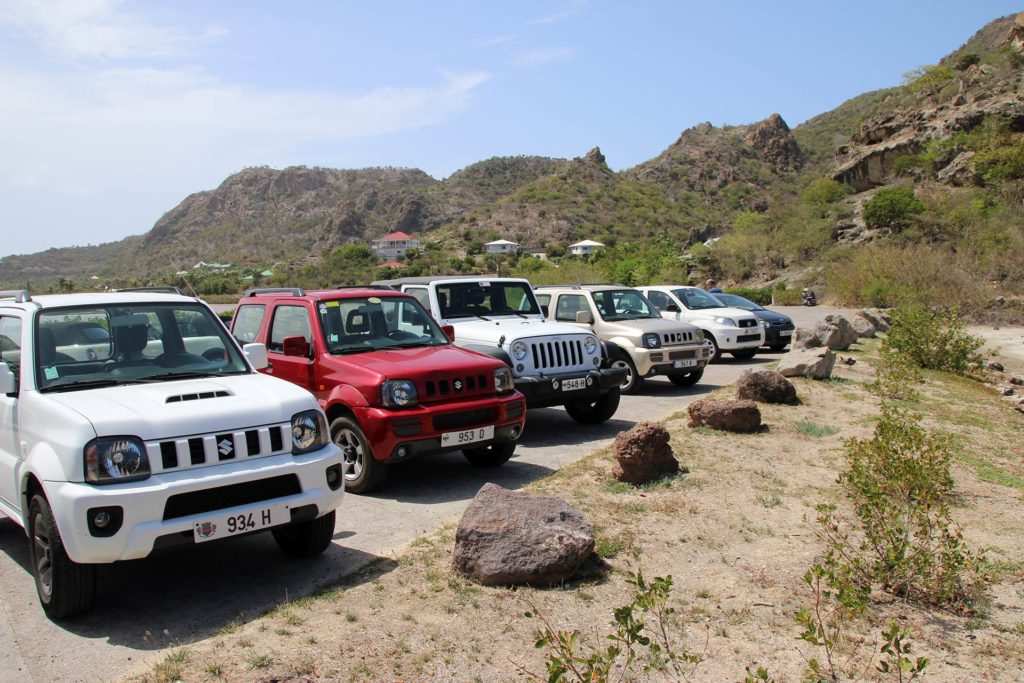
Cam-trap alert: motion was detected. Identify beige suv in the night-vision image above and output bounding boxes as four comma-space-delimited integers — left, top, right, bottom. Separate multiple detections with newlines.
534, 285, 711, 393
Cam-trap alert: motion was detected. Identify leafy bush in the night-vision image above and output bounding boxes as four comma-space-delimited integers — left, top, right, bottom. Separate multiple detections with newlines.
866, 346, 923, 401
800, 178, 846, 207
818, 405, 989, 612
955, 53, 980, 71
903, 64, 955, 95
884, 307, 983, 373
771, 288, 804, 306
725, 287, 772, 306
863, 187, 925, 229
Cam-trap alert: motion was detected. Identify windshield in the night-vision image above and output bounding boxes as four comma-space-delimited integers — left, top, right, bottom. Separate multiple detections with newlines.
317, 295, 449, 354
36, 303, 249, 391
593, 290, 660, 321
436, 281, 540, 318
712, 293, 763, 311
672, 288, 726, 311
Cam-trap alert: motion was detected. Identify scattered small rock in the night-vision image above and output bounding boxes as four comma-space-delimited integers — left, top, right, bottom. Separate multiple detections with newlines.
688, 399, 763, 433
777, 348, 837, 380
612, 421, 679, 485
840, 356, 857, 365
998, 384, 1016, 396
453, 483, 595, 586
735, 370, 799, 405
1010, 377, 1024, 386
986, 360, 1005, 372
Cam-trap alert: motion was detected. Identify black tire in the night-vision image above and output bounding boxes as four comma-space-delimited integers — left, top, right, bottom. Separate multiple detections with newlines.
668, 368, 704, 387
611, 354, 642, 394
565, 386, 621, 424
730, 348, 757, 360
272, 510, 336, 558
769, 344, 789, 352
331, 416, 387, 494
463, 441, 516, 467
28, 494, 96, 619
703, 333, 721, 363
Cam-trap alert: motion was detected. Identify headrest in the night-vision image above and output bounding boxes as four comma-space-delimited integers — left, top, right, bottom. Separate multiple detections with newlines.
114, 324, 148, 354
346, 309, 370, 334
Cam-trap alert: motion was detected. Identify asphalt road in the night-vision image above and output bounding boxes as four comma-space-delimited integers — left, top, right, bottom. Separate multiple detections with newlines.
0, 306, 842, 682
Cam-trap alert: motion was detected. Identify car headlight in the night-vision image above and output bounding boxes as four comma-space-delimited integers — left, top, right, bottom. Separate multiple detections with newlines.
291, 409, 328, 454
584, 335, 598, 354
510, 340, 528, 361
713, 316, 737, 327
642, 333, 662, 349
382, 379, 418, 407
85, 437, 150, 484
494, 367, 514, 394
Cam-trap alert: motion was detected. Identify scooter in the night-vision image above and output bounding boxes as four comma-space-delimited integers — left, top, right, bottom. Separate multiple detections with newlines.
801, 289, 817, 306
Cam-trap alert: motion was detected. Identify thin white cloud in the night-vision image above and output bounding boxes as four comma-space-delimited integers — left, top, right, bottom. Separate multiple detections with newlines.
0, 0, 221, 60
512, 47, 574, 66
471, 33, 518, 49
527, 0, 588, 26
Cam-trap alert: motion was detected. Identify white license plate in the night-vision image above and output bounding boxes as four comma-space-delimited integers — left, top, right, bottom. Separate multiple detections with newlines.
441, 424, 495, 447
780, 330, 792, 337
561, 377, 587, 391
673, 359, 698, 368
193, 503, 289, 543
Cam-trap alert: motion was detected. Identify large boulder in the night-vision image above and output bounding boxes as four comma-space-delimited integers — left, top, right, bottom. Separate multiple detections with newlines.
687, 399, 762, 433
792, 327, 821, 350
612, 421, 679, 485
850, 314, 877, 339
453, 484, 594, 586
858, 308, 891, 332
813, 314, 858, 350
735, 370, 799, 405
777, 347, 836, 379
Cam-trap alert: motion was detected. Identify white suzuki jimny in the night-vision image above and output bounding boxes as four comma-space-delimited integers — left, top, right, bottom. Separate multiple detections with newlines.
0, 289, 344, 618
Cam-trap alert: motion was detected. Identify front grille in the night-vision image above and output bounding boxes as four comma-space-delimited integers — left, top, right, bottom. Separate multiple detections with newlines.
661, 331, 695, 345
530, 337, 589, 371
739, 319, 759, 329
770, 320, 794, 329
738, 334, 761, 343
162, 474, 301, 520
147, 423, 290, 473
424, 374, 488, 397
433, 408, 497, 431
669, 349, 696, 360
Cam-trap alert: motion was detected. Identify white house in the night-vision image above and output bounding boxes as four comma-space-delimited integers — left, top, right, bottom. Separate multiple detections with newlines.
569, 239, 605, 257
371, 231, 422, 260
484, 239, 521, 255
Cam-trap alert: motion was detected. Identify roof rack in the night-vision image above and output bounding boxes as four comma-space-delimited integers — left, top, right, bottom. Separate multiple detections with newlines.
533, 284, 581, 290
115, 286, 184, 295
242, 287, 306, 298
0, 290, 32, 303
328, 284, 397, 291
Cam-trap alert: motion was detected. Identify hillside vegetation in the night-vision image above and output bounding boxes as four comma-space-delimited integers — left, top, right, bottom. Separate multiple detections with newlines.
3, 13, 1024, 319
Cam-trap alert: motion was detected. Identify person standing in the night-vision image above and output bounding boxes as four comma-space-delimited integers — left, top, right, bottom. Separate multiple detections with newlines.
705, 278, 723, 293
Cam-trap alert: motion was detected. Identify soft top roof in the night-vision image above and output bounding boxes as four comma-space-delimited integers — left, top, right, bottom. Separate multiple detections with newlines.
372, 275, 530, 287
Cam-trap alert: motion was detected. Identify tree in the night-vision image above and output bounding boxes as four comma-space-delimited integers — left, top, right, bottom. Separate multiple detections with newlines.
862, 187, 925, 229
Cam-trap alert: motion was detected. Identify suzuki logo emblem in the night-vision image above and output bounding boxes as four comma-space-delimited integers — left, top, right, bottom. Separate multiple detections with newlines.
454, 380, 463, 391
218, 439, 233, 455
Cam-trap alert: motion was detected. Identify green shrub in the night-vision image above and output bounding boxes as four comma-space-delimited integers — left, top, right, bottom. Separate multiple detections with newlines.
884, 306, 983, 373
799, 178, 846, 206
771, 288, 804, 306
903, 64, 955, 95
725, 287, 772, 305
866, 347, 923, 401
955, 53, 980, 71
818, 405, 988, 611
862, 187, 925, 229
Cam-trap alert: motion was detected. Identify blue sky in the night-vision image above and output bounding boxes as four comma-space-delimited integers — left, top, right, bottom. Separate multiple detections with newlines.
1, 1, 1020, 257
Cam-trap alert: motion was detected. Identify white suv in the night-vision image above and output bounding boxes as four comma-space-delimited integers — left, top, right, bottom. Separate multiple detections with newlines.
0, 289, 344, 618
638, 286, 764, 361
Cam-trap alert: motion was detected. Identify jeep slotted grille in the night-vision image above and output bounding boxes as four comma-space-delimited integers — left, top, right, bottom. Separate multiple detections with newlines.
530, 337, 589, 371
146, 423, 290, 473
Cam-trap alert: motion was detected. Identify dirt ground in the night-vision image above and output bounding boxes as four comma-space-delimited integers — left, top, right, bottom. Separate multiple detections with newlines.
130, 332, 1024, 683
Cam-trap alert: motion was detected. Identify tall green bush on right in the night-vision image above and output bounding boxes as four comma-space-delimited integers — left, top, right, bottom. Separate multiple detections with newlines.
884, 306, 983, 374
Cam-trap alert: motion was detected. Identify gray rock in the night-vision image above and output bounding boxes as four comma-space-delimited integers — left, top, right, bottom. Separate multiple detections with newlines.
998, 384, 1016, 396
687, 399, 763, 433
453, 483, 594, 586
985, 360, 1005, 372
850, 314, 877, 338
777, 347, 836, 380
792, 327, 821, 350
612, 422, 679, 485
813, 314, 859, 350
859, 308, 891, 332
735, 370, 799, 405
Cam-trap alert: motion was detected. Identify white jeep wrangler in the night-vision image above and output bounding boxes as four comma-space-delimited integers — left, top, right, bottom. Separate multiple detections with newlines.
374, 277, 626, 424
0, 289, 344, 618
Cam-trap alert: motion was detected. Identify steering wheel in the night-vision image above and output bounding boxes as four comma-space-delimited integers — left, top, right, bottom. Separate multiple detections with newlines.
155, 351, 206, 368
202, 348, 227, 361
386, 330, 420, 342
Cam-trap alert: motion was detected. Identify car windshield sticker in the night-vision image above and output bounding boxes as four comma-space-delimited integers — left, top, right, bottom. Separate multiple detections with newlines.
44, 366, 59, 380
479, 281, 490, 287
329, 334, 339, 342
325, 300, 340, 307
318, 305, 328, 314
368, 297, 381, 304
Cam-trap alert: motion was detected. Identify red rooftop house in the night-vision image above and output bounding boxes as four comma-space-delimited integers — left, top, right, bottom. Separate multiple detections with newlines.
371, 231, 422, 260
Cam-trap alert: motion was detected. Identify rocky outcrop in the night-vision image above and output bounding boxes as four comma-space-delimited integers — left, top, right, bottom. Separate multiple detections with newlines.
858, 308, 892, 332
687, 399, 763, 433
850, 315, 877, 338
744, 114, 804, 171
777, 348, 836, 379
453, 484, 594, 586
735, 370, 799, 405
814, 315, 859, 350
611, 422, 680, 485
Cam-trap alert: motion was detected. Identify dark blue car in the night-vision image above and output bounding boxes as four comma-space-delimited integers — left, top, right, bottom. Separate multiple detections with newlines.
711, 293, 795, 352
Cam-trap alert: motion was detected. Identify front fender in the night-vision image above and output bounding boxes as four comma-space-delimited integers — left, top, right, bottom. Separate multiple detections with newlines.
460, 343, 512, 367
20, 441, 68, 517
322, 384, 371, 414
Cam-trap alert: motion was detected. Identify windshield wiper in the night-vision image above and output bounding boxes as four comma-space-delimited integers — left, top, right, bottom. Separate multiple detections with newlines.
136, 371, 231, 382
39, 378, 143, 392
386, 340, 445, 349
331, 346, 374, 355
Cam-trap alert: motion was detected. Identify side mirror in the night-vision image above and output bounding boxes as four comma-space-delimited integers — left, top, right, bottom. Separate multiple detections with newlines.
282, 336, 311, 358
441, 324, 456, 342
665, 303, 680, 313
0, 362, 16, 395
242, 343, 269, 370
575, 310, 594, 324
